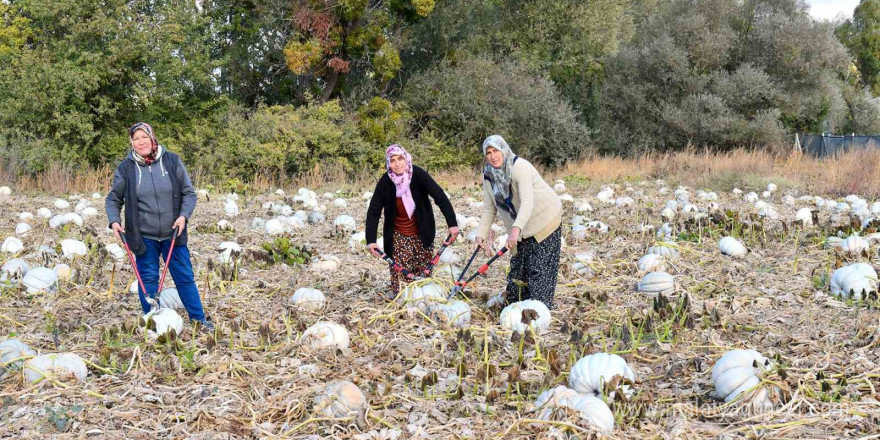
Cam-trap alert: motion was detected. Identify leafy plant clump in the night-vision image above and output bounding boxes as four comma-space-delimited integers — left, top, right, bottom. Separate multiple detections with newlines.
260, 237, 312, 266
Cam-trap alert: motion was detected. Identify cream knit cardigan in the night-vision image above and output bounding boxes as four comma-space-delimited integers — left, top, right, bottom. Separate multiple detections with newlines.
476, 158, 562, 245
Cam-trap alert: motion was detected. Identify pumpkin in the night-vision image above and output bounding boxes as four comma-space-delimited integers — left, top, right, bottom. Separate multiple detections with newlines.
576, 201, 594, 213
159, 287, 184, 310
431, 300, 471, 328
217, 219, 234, 232
310, 255, 341, 273
499, 300, 551, 335
766, 183, 777, 192
105, 243, 125, 261
732, 188, 742, 195
291, 287, 326, 311
218, 241, 242, 264
141, 308, 184, 340
559, 193, 574, 203
37, 208, 52, 219
795, 208, 813, 226
718, 236, 748, 258
596, 187, 614, 204
637, 254, 666, 273
761, 190, 771, 199
307, 211, 325, 224
571, 225, 588, 241
824, 236, 844, 250
333, 198, 348, 208
362, 191, 373, 199
647, 243, 679, 259
53, 199, 70, 209
656, 223, 673, 240
53, 264, 73, 281
293, 210, 309, 223
432, 264, 462, 282
744, 192, 759, 203
19, 212, 34, 221
839, 235, 869, 255
1, 258, 29, 283
129, 280, 139, 295
21, 267, 58, 293
1, 339, 35, 368
1, 237, 23, 253
333, 215, 356, 232
265, 219, 284, 235
224, 199, 240, 217
569, 352, 636, 399
301, 321, 350, 350
275, 188, 286, 196
830, 263, 878, 299
49, 214, 68, 228
587, 221, 609, 234
534, 385, 614, 433
15, 223, 31, 237
439, 248, 460, 264
572, 215, 585, 227
0, 186, 10, 196
24, 353, 88, 383
712, 349, 779, 408
61, 239, 88, 258
571, 252, 595, 277
782, 195, 795, 206
553, 180, 567, 193
681, 203, 699, 214
314, 381, 366, 418
400, 281, 446, 312
661, 207, 676, 222
637, 271, 675, 294
757, 205, 779, 220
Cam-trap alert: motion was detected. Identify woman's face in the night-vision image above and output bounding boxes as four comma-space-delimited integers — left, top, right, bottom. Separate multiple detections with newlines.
389, 154, 407, 175
486, 146, 504, 169
131, 129, 154, 156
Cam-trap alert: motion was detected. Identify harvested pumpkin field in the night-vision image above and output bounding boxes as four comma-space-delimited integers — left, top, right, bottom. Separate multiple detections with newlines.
0, 179, 879, 439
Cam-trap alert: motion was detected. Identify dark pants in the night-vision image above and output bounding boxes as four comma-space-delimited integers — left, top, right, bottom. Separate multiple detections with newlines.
506, 226, 562, 308
135, 237, 205, 321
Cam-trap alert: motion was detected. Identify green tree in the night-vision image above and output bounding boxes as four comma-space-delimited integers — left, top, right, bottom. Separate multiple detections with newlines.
837, 0, 880, 95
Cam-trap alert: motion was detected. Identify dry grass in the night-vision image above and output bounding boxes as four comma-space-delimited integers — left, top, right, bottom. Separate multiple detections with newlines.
3, 148, 880, 199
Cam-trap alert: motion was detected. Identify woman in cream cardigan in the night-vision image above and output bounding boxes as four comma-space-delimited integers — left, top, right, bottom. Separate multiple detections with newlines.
474, 135, 563, 308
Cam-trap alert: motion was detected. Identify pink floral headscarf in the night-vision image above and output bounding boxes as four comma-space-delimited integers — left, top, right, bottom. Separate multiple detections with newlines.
385, 144, 415, 219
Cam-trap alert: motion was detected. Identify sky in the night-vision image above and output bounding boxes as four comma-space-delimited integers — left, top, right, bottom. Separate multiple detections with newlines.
805, 0, 860, 21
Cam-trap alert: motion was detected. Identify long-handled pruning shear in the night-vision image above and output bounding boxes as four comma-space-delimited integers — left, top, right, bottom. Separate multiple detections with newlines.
374, 248, 422, 281
447, 246, 509, 300
422, 233, 456, 278
118, 225, 180, 312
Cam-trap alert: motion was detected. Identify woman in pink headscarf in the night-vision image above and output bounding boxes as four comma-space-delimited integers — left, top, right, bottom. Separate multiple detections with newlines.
365, 145, 459, 296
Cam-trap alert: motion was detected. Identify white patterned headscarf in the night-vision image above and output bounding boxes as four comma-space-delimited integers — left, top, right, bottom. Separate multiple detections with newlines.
482, 135, 516, 202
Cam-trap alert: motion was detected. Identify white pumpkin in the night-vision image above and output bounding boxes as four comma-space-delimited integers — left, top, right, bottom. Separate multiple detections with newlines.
275, 188, 286, 196
24, 353, 88, 383
757, 205, 779, 220
224, 199, 240, 217
81, 207, 98, 217
91, 192, 102, 199
60, 239, 88, 258
314, 381, 366, 418
21, 267, 57, 293
839, 235, 869, 255
53, 264, 73, 281
129, 280, 139, 295
333, 215, 356, 232
309, 255, 341, 273
762, 191, 771, 199
571, 225, 588, 241
637, 271, 675, 294
251, 217, 266, 230
37, 208, 52, 219
142, 308, 184, 340
265, 218, 284, 235
766, 183, 777, 192
217, 219, 234, 232
534, 385, 614, 433
63, 212, 83, 227
553, 181, 567, 193
218, 241, 242, 264
637, 254, 666, 273
586, 221, 609, 234
732, 188, 742, 195
830, 263, 878, 300
647, 243, 679, 259
105, 243, 125, 261
660, 207, 676, 222
795, 208, 813, 226
656, 223, 674, 240
431, 264, 462, 282
53, 199, 70, 210
49, 214, 68, 228
571, 251, 594, 274
333, 198, 348, 208
615, 197, 634, 209
499, 300, 551, 335
0, 258, 29, 283
14, 223, 31, 237
1, 237, 23, 253
400, 281, 446, 312
712, 349, 779, 408
569, 352, 636, 399
559, 193, 574, 203
19, 212, 34, 221
718, 236, 748, 258
576, 201, 594, 213
0, 339, 35, 368
0, 186, 10, 196
825, 236, 844, 250
782, 195, 795, 206
439, 248, 460, 264
159, 287, 184, 310
596, 188, 614, 204
431, 300, 471, 328
744, 192, 759, 203
301, 321, 350, 350
291, 287, 326, 311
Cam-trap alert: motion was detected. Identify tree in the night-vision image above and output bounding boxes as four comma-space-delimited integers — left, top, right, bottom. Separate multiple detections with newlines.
837, 0, 880, 95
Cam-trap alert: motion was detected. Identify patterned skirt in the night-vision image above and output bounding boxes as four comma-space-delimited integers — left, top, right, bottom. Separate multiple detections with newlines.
390, 231, 432, 295
506, 226, 562, 308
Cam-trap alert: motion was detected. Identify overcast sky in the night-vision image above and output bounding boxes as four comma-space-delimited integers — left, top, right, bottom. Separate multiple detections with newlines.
805, 0, 859, 21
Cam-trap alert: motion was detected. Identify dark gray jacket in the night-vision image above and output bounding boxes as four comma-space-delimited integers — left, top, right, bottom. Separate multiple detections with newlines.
105, 147, 197, 255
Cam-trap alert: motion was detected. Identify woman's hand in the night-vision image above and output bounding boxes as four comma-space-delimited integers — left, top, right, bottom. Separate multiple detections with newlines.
367, 243, 381, 258
474, 237, 492, 257
448, 226, 460, 241
172, 216, 186, 236
506, 227, 521, 250
111, 222, 125, 241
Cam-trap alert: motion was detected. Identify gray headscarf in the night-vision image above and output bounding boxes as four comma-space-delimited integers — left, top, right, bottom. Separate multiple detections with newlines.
482, 135, 517, 212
